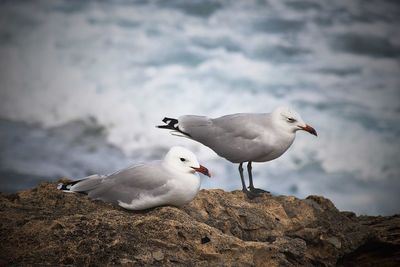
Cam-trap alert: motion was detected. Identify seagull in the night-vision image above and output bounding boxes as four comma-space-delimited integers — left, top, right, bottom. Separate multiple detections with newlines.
58, 146, 210, 210
157, 106, 317, 198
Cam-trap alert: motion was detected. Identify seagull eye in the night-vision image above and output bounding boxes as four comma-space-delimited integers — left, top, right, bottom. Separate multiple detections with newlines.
180, 158, 186, 162
287, 117, 296, 123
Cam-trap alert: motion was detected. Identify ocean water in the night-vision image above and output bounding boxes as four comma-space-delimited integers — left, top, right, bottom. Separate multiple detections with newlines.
0, 0, 399, 215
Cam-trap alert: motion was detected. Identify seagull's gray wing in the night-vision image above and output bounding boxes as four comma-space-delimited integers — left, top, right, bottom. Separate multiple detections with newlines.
179, 113, 275, 163
72, 162, 173, 205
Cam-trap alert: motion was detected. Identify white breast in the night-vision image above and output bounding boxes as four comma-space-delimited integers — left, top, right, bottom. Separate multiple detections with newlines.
254, 131, 296, 162
166, 173, 201, 206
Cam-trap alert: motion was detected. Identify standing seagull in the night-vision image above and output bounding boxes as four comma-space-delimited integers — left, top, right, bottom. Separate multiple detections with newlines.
157, 106, 317, 198
58, 146, 210, 210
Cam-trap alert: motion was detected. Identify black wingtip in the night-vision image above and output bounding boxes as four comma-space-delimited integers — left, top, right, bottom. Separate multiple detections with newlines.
57, 183, 69, 190
157, 117, 192, 137
57, 179, 84, 191
156, 124, 172, 129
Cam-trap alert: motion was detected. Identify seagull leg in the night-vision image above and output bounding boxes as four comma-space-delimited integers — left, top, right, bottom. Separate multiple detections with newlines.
239, 163, 246, 191
239, 163, 258, 199
247, 161, 255, 189
247, 162, 270, 194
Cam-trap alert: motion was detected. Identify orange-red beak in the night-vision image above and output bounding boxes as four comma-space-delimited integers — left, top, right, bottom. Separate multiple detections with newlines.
192, 165, 211, 177
299, 124, 317, 136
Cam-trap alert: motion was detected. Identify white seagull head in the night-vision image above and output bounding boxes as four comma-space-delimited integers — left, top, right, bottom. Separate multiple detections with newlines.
273, 106, 317, 136
164, 146, 211, 177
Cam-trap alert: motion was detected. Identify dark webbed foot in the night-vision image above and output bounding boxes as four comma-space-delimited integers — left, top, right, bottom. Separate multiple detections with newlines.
248, 187, 270, 194
246, 161, 269, 195
242, 188, 262, 199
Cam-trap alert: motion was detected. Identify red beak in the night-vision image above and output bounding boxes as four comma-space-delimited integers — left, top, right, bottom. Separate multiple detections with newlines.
299, 124, 318, 136
192, 165, 211, 177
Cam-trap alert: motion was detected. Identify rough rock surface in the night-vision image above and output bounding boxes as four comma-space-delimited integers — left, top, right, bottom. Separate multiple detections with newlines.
0, 181, 399, 266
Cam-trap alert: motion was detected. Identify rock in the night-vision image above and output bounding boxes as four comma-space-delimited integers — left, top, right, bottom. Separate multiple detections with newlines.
0, 181, 399, 266
152, 250, 164, 261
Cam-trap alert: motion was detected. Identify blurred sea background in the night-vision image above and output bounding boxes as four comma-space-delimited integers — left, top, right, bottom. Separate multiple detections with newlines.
1, 0, 399, 215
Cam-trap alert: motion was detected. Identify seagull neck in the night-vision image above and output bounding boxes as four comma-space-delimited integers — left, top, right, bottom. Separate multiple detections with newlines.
271, 122, 296, 140
162, 160, 176, 172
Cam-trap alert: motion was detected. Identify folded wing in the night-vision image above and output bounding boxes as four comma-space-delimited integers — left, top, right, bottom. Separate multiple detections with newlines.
71, 162, 172, 206
178, 113, 273, 163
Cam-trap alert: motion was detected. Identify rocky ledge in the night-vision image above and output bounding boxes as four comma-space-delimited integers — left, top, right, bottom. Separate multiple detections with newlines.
0, 181, 399, 266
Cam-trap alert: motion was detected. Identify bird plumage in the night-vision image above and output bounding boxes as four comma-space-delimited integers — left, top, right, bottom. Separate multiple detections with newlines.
157, 106, 317, 198
58, 146, 209, 210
